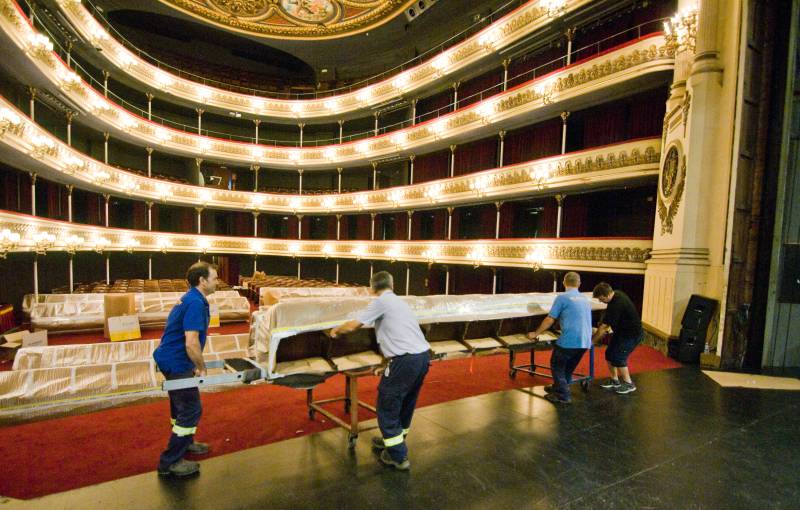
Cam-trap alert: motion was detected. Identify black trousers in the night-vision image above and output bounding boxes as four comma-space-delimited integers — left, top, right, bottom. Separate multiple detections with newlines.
158, 370, 202, 470
550, 345, 587, 401
377, 352, 430, 462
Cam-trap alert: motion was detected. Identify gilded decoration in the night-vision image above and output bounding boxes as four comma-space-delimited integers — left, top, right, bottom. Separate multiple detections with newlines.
657, 145, 686, 235
156, 0, 417, 40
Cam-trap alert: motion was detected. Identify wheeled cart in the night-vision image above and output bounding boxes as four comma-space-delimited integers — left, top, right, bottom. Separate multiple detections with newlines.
508, 341, 595, 391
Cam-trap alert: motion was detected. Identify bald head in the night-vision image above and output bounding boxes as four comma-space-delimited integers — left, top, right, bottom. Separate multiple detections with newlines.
563, 271, 581, 289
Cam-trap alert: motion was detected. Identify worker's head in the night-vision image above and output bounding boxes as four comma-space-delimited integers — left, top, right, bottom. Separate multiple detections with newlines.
187, 261, 218, 295
370, 271, 394, 294
592, 282, 615, 303
563, 271, 581, 290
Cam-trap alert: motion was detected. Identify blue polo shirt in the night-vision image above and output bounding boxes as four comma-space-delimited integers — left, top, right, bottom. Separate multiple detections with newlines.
548, 289, 592, 349
153, 287, 209, 374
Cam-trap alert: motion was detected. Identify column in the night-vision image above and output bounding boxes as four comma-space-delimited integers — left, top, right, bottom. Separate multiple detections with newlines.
66, 185, 74, 222
495, 202, 502, 239
336, 214, 342, 240
146, 202, 153, 231
102, 70, 110, 97
369, 261, 374, 279
410, 99, 418, 126
407, 210, 413, 240
296, 215, 303, 239
372, 162, 379, 190
196, 108, 204, 135
502, 59, 510, 91
103, 132, 110, 164
449, 145, 457, 177
408, 155, 415, 185
445, 266, 450, 295
195, 207, 203, 234
492, 267, 498, 295
555, 194, 564, 238
338, 120, 344, 144
253, 256, 258, 276
69, 254, 74, 293
298, 123, 305, 147
66, 41, 73, 68
335, 260, 340, 285
33, 255, 38, 296
105, 254, 110, 284
146, 147, 153, 177
104, 194, 110, 227
298, 169, 304, 195
373, 112, 380, 136
252, 165, 260, 192
253, 119, 261, 144
405, 263, 411, 296
452, 81, 460, 110
65, 111, 75, 146
337, 167, 343, 193
196, 158, 203, 185
27, 87, 36, 121
30, 173, 36, 216
146, 93, 154, 120
253, 212, 260, 237
498, 131, 506, 167
565, 27, 576, 65
446, 207, 453, 240
297, 259, 301, 280
370, 213, 376, 240
560, 111, 570, 154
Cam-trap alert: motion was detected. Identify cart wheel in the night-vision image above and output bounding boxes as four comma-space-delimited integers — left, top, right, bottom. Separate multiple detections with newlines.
348, 434, 358, 449
308, 409, 315, 420
581, 380, 589, 391
509, 369, 516, 379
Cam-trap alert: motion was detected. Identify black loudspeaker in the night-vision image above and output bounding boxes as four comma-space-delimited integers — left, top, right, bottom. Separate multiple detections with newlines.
677, 295, 718, 364
405, 0, 438, 22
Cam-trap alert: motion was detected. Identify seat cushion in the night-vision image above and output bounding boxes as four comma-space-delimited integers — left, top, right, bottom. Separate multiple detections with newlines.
275, 357, 335, 376
331, 351, 384, 371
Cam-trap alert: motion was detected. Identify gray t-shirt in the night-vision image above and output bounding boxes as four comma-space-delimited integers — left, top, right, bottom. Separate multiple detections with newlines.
356, 291, 429, 357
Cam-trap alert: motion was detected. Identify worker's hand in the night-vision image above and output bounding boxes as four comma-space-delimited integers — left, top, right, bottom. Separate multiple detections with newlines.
194, 367, 207, 377
329, 328, 339, 338
527, 332, 539, 341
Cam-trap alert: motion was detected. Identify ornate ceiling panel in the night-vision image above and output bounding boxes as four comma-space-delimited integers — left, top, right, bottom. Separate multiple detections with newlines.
156, 0, 418, 40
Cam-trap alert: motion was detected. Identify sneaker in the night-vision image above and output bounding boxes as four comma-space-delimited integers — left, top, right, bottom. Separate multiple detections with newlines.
544, 392, 571, 404
615, 382, 637, 394
543, 384, 556, 394
186, 441, 210, 455
157, 459, 200, 478
599, 378, 621, 390
379, 449, 410, 471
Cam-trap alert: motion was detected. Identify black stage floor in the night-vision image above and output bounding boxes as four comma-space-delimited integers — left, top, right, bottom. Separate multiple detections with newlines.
8, 367, 800, 509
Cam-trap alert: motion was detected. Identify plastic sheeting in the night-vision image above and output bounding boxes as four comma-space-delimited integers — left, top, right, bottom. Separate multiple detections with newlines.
24, 291, 250, 332
259, 286, 370, 307
251, 292, 605, 378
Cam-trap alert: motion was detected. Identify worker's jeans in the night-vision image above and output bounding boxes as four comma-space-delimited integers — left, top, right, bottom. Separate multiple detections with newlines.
377, 352, 430, 462
550, 346, 587, 401
158, 370, 202, 470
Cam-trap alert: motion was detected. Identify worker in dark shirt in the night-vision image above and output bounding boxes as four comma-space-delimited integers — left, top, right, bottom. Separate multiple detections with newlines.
591, 282, 643, 394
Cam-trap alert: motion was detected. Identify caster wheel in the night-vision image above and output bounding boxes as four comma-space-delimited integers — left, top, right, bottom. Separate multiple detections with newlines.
308, 409, 316, 420
581, 380, 589, 391
348, 434, 358, 449
509, 370, 516, 379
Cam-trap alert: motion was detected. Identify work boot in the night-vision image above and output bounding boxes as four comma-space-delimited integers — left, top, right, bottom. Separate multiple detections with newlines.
544, 392, 571, 404
157, 459, 200, 478
186, 441, 210, 455
543, 384, 556, 394
372, 436, 386, 450
379, 449, 410, 471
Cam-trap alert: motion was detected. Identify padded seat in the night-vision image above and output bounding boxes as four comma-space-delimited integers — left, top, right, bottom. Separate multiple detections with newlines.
429, 340, 470, 358
275, 357, 335, 376
330, 351, 384, 371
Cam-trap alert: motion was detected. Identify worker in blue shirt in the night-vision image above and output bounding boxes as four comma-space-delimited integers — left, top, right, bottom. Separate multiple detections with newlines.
527, 271, 592, 403
153, 262, 217, 477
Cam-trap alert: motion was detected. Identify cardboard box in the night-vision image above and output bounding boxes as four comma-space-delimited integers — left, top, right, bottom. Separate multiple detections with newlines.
0, 329, 48, 360
104, 293, 136, 339
209, 304, 220, 329
107, 315, 142, 342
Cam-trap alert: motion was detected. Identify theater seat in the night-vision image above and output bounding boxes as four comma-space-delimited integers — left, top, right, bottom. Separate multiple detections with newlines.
424, 322, 469, 360
462, 319, 503, 354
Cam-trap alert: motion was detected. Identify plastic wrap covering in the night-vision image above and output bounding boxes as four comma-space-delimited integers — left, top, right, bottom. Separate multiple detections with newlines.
259, 286, 370, 307
251, 292, 604, 378
25, 291, 250, 332
12, 334, 250, 370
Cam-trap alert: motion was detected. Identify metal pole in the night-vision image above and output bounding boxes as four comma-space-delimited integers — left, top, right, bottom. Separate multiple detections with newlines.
254, 119, 260, 144
372, 162, 378, 191
373, 112, 379, 136
337, 168, 343, 193
445, 267, 450, 295
409, 155, 415, 184
30, 173, 36, 216
105, 254, 110, 284
298, 123, 305, 147
33, 255, 39, 296
297, 260, 301, 280
146, 93, 154, 120
555, 194, 564, 238
104, 194, 110, 227
102, 70, 110, 98
67, 185, 73, 222
370, 213, 376, 240
69, 255, 74, 293
28, 87, 36, 121
565, 27, 576, 66
147, 202, 153, 231
502, 59, 510, 91
410, 99, 417, 126
336, 215, 341, 240
253, 212, 259, 236
405, 264, 411, 296
498, 131, 506, 167
196, 108, 203, 135
146, 147, 153, 177
297, 215, 303, 240
449, 145, 457, 178
447, 207, 453, 240
196, 207, 203, 234
298, 169, 303, 195
560, 112, 570, 154
338, 120, 344, 144
335, 261, 340, 284
103, 132, 110, 164
495, 202, 502, 239
66, 111, 74, 146
407, 210, 413, 241
252, 165, 260, 192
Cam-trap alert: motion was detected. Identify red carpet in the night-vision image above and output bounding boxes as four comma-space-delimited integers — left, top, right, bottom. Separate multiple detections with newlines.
0, 346, 679, 500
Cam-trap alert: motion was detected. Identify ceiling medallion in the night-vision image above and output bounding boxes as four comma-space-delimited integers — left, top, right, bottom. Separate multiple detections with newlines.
159, 0, 417, 40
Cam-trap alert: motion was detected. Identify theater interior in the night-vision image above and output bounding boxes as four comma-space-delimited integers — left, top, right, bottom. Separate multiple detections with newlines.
0, 0, 798, 508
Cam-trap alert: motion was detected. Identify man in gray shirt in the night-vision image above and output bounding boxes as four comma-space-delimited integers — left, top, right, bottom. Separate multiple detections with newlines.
330, 271, 430, 470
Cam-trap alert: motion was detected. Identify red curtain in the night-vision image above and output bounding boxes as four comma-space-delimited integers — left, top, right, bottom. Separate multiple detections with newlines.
234, 212, 251, 237
560, 195, 589, 237
503, 118, 561, 166
432, 209, 447, 240
498, 202, 515, 238
507, 44, 565, 88
394, 212, 408, 240
356, 214, 371, 240
457, 68, 503, 108
454, 138, 498, 176
132, 202, 147, 231
45, 182, 63, 220
150, 203, 160, 231
414, 150, 449, 183
180, 209, 194, 233
582, 102, 628, 149
416, 90, 453, 123
287, 216, 299, 239
629, 90, 667, 139
326, 216, 337, 240
480, 205, 496, 239
539, 199, 558, 238
452, 266, 493, 295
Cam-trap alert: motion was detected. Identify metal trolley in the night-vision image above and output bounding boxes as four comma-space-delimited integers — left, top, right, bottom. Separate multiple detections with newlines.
508, 339, 595, 391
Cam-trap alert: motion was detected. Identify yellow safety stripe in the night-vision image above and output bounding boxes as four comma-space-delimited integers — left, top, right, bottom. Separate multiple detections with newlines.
403, 428, 410, 435
172, 424, 197, 437
170, 418, 176, 425
383, 434, 405, 447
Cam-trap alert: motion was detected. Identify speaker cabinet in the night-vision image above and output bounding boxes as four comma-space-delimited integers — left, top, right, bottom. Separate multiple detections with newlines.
405, 0, 439, 22
676, 295, 718, 363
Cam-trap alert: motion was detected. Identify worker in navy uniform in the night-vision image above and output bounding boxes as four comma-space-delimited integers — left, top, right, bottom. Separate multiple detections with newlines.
591, 282, 644, 394
153, 262, 217, 477
527, 271, 593, 404
330, 271, 430, 471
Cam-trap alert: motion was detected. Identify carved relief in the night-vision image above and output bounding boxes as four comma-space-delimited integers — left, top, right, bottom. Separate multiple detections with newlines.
657, 145, 687, 235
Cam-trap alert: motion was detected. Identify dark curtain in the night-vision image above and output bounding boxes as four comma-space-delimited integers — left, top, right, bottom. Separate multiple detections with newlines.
150, 203, 161, 231
394, 212, 408, 240
454, 138, 498, 176
326, 216, 337, 240
432, 209, 447, 240
507, 44, 566, 89
457, 68, 503, 108
452, 266, 493, 295
180, 208, 194, 234
356, 214, 371, 240
498, 202, 515, 238
628, 89, 667, 139
132, 201, 147, 231
560, 195, 589, 237
234, 212, 251, 237
540, 199, 558, 238
503, 118, 561, 166
287, 216, 299, 239
414, 150, 449, 183
582, 102, 629, 149
416, 90, 453, 124
426, 266, 446, 295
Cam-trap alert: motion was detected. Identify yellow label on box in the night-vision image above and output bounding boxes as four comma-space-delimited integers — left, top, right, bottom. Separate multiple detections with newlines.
108, 315, 142, 342
209, 304, 220, 328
